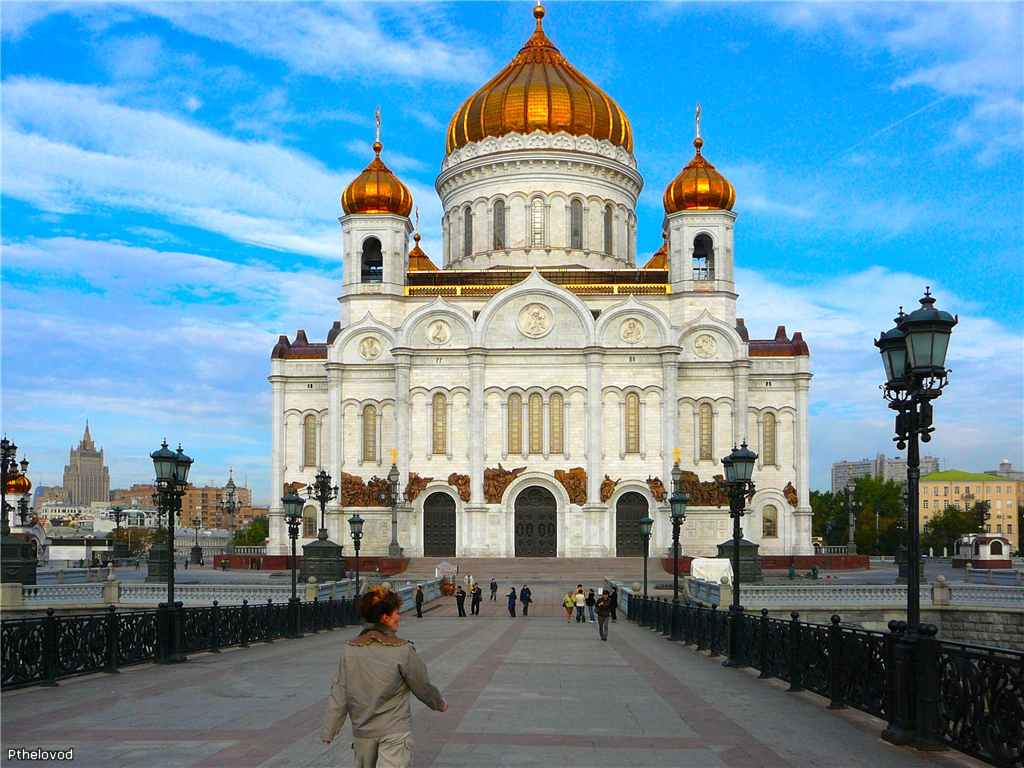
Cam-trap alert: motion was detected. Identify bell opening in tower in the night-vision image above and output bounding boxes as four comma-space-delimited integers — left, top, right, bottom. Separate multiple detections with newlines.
693, 234, 715, 281
361, 237, 383, 283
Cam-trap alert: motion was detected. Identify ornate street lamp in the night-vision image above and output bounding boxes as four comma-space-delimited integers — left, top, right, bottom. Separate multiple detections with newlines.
306, 469, 339, 540
719, 441, 757, 667
386, 459, 404, 558
219, 470, 239, 553
302, 469, 345, 583
150, 439, 192, 663
845, 477, 862, 555
190, 517, 203, 565
1, 438, 36, 585
638, 514, 653, 598
348, 512, 364, 597
875, 288, 956, 630
282, 491, 304, 639
875, 288, 955, 749
669, 459, 689, 604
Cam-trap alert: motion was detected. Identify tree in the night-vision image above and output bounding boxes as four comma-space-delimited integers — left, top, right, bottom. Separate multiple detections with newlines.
237, 515, 269, 546
811, 490, 844, 545
922, 504, 983, 556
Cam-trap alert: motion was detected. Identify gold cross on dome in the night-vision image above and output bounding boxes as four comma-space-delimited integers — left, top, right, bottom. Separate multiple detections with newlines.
375, 106, 381, 143
390, 449, 399, 464
672, 447, 681, 463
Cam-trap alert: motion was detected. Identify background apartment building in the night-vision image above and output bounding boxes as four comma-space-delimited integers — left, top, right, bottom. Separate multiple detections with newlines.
920, 469, 1021, 552
831, 453, 942, 493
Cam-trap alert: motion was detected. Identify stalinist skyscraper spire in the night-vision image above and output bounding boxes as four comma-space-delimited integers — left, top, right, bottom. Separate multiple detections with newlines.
63, 421, 110, 505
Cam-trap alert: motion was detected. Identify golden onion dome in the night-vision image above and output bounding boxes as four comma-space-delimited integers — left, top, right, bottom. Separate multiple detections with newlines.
407, 233, 438, 271
446, 4, 632, 154
6, 473, 31, 495
341, 140, 413, 217
663, 135, 736, 214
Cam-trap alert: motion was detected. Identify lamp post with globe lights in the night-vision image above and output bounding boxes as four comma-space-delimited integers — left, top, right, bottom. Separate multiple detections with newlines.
638, 514, 653, 598
150, 440, 193, 663
669, 458, 690, 604
282, 491, 304, 639
302, 469, 346, 583
875, 288, 956, 749
719, 442, 757, 667
219, 470, 240, 552
348, 512, 364, 597
1, 438, 36, 585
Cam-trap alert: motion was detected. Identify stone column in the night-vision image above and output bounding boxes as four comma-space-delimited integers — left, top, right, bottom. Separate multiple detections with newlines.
733, 360, 751, 448
394, 350, 413, 489
467, 349, 487, 509
792, 371, 813, 555
661, 349, 680, 487
326, 362, 344, 542
584, 348, 604, 510
268, 373, 288, 555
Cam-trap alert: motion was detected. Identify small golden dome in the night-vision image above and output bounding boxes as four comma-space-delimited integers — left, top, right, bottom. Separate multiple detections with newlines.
446, 4, 633, 154
341, 140, 413, 217
663, 136, 736, 214
6, 473, 31, 495
642, 232, 668, 269
407, 233, 438, 271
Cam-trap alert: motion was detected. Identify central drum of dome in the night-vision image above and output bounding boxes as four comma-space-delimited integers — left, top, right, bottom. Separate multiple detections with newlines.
446, 5, 633, 154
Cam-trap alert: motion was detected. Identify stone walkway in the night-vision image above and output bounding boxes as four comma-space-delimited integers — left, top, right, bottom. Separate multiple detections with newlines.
1, 581, 983, 768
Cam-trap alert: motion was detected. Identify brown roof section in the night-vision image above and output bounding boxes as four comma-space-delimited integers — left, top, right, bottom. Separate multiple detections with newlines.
271, 328, 329, 360
749, 326, 810, 357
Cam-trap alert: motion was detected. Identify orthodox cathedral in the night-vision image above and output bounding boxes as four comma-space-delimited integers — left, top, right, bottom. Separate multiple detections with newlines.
267, 5, 813, 559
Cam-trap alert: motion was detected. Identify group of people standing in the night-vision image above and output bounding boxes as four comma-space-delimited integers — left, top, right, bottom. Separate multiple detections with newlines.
562, 585, 618, 640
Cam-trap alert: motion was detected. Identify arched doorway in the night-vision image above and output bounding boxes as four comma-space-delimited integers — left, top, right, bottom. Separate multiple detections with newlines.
514, 486, 557, 557
423, 492, 456, 558
616, 492, 647, 556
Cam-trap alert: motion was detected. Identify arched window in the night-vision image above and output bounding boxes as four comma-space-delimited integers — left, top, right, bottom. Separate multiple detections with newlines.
508, 394, 522, 454
991, 540, 1003, 555
625, 393, 640, 454
549, 393, 564, 454
604, 205, 614, 254
698, 403, 713, 460
528, 394, 543, 454
303, 507, 317, 537
432, 393, 447, 455
303, 415, 317, 468
763, 413, 777, 466
693, 234, 714, 281
530, 198, 545, 247
763, 505, 778, 538
493, 199, 506, 249
361, 237, 383, 283
570, 199, 583, 249
362, 405, 377, 462
463, 208, 473, 257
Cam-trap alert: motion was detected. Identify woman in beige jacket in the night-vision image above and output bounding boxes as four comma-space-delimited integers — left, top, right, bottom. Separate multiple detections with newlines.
322, 586, 448, 768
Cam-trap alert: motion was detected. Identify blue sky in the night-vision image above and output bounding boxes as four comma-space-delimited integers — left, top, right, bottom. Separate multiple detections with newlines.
2, 1, 1021, 504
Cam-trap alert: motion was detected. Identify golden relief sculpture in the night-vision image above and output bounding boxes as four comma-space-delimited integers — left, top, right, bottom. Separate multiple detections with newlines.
677, 470, 729, 507
646, 476, 665, 502
448, 473, 471, 502
554, 467, 587, 505
340, 473, 391, 508
784, 481, 799, 507
600, 474, 620, 502
404, 472, 434, 502
484, 463, 526, 504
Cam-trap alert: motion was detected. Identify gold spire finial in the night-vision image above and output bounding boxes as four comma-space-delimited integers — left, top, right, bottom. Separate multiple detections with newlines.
534, 1, 545, 26
694, 102, 704, 154
373, 106, 382, 155
695, 102, 701, 139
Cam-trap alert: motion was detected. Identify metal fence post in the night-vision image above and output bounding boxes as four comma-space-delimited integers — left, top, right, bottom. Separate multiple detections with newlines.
240, 599, 250, 648
41, 608, 59, 687
696, 606, 707, 652
104, 605, 119, 675
156, 602, 169, 664
827, 614, 846, 709
787, 611, 803, 692
670, 600, 682, 641
758, 608, 771, 679
709, 604, 721, 658
265, 598, 275, 643
882, 620, 917, 745
883, 620, 904, 728
211, 601, 221, 654
913, 624, 943, 751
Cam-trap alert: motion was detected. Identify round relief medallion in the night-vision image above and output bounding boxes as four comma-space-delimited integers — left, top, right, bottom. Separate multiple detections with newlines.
693, 334, 717, 357
426, 320, 451, 345
518, 303, 552, 338
358, 336, 382, 360
620, 318, 645, 343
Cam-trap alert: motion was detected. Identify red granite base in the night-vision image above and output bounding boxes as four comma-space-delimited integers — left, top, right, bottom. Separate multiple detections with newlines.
762, 555, 871, 570
215, 554, 410, 575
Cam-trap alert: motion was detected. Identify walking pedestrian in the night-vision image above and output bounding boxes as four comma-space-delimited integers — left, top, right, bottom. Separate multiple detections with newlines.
489, 578, 498, 601
455, 586, 467, 617
610, 586, 619, 622
586, 589, 597, 622
562, 590, 575, 623
322, 586, 449, 766
507, 587, 517, 617
574, 588, 586, 623
470, 583, 482, 615
415, 586, 424, 618
595, 589, 613, 641
519, 584, 532, 617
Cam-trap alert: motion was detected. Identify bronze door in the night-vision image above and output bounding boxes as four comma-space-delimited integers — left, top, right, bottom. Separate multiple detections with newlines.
423, 492, 456, 558
616, 491, 647, 556
514, 486, 557, 557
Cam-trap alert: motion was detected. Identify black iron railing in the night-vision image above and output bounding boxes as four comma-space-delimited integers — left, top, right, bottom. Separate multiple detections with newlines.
1, 596, 359, 691
626, 594, 1023, 768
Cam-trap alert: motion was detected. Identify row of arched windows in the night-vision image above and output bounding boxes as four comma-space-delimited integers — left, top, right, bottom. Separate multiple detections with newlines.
506, 393, 565, 455
457, 198, 620, 257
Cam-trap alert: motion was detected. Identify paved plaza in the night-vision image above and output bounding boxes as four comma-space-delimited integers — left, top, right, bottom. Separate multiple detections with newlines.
2, 581, 984, 768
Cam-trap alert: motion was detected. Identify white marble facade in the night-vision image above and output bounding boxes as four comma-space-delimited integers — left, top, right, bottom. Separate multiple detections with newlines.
267, 128, 813, 560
